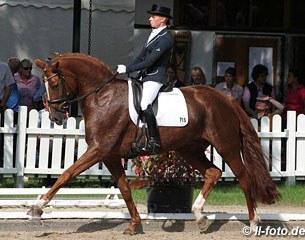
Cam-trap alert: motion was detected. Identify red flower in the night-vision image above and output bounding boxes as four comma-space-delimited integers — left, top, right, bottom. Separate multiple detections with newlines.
132, 151, 201, 187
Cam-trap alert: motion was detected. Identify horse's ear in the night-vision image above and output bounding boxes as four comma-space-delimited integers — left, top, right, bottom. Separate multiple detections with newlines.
51, 62, 59, 72
34, 59, 46, 69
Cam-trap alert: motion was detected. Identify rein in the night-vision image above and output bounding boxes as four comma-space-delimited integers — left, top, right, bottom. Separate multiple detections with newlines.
44, 67, 118, 113
69, 71, 118, 104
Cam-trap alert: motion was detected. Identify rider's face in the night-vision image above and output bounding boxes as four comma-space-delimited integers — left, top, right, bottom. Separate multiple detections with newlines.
149, 15, 167, 28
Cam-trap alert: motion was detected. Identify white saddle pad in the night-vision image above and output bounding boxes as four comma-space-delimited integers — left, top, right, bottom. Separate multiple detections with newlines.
128, 80, 188, 127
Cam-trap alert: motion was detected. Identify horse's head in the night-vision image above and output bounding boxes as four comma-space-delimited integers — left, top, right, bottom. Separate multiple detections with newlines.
35, 59, 70, 125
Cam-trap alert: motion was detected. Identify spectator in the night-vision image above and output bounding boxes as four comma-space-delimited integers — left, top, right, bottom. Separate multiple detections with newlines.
0, 61, 15, 166
0, 61, 15, 114
215, 67, 243, 105
243, 64, 275, 117
255, 95, 284, 120
15, 58, 41, 111
283, 69, 305, 118
32, 84, 45, 111
6, 57, 20, 115
166, 64, 184, 88
280, 69, 305, 170
190, 66, 206, 85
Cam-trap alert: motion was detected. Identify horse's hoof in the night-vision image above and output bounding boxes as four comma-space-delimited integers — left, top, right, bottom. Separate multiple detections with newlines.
27, 206, 43, 219
196, 215, 209, 231
123, 228, 137, 235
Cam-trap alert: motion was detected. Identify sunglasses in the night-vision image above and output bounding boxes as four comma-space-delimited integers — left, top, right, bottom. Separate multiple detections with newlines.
258, 73, 268, 77
22, 67, 32, 70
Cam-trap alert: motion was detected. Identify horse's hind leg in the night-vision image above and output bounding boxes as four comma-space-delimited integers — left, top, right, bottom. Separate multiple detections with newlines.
178, 148, 222, 231
103, 160, 141, 235
222, 150, 260, 231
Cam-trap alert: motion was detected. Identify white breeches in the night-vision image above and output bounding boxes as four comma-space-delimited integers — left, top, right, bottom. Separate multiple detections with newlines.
140, 81, 163, 111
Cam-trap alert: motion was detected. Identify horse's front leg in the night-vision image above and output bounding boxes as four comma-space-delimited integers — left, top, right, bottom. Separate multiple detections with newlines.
103, 160, 141, 235
27, 146, 101, 218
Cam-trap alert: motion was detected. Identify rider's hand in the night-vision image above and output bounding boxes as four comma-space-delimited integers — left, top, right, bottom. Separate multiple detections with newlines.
117, 64, 126, 74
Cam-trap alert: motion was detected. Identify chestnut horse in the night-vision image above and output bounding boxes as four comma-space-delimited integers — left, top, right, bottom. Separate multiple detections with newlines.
30, 53, 280, 234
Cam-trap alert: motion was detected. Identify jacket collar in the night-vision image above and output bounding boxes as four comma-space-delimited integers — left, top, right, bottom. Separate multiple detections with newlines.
146, 27, 168, 47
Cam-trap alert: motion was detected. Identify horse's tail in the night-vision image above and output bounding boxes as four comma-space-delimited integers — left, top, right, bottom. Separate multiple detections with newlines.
233, 102, 281, 207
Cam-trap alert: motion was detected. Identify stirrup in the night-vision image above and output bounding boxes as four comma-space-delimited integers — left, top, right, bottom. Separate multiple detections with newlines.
145, 138, 160, 154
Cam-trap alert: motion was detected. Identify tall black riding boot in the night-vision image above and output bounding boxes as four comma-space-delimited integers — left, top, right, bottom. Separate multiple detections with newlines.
143, 105, 160, 154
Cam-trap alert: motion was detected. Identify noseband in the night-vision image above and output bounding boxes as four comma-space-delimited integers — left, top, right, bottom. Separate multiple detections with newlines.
43, 66, 118, 114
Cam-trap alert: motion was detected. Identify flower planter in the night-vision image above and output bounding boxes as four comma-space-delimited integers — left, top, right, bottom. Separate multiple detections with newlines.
146, 185, 194, 213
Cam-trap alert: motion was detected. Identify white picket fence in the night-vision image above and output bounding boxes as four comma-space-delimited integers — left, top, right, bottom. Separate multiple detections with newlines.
0, 106, 304, 187
209, 111, 305, 185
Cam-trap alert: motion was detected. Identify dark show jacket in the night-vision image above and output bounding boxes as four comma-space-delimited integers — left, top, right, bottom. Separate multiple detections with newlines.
126, 28, 173, 85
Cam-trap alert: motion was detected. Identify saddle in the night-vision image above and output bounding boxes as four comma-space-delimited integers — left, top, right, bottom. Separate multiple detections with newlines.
131, 78, 173, 117
129, 78, 173, 157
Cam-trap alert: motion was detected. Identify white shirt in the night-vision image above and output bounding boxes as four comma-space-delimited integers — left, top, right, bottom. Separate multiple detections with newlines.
147, 26, 167, 44
215, 82, 243, 104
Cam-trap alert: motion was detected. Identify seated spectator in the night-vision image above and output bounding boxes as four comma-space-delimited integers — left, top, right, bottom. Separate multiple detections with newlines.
15, 58, 41, 111
215, 67, 243, 105
6, 57, 20, 116
190, 66, 206, 85
283, 69, 305, 118
255, 95, 284, 120
166, 64, 184, 88
243, 64, 275, 117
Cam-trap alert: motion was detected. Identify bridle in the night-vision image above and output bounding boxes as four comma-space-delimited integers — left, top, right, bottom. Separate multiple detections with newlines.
43, 66, 118, 114
43, 69, 72, 114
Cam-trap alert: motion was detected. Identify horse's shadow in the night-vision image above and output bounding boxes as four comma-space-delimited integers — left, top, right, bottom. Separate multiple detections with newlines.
76, 219, 136, 233
35, 217, 293, 237
73, 218, 224, 234
202, 215, 292, 235
160, 219, 186, 232
75, 219, 185, 233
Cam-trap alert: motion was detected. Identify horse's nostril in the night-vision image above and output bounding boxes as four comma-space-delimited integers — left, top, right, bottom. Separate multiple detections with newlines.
53, 117, 60, 123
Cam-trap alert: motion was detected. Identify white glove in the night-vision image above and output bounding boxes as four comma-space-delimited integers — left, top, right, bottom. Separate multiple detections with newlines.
117, 64, 126, 74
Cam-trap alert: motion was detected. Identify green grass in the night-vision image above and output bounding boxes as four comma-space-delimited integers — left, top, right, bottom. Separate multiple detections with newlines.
198, 183, 305, 206
1, 178, 304, 206
204, 184, 246, 205
132, 183, 305, 206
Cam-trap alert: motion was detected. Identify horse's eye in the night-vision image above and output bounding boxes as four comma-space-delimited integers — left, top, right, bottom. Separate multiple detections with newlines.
51, 83, 59, 90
